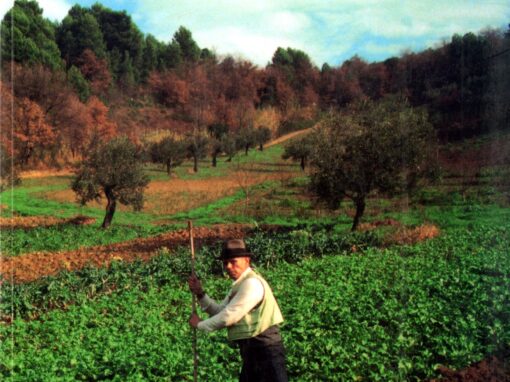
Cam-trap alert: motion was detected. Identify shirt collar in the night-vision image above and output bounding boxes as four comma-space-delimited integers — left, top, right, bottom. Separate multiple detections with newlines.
233, 267, 252, 285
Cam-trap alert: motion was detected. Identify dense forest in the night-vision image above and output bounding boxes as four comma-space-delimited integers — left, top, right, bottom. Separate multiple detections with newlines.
1, 0, 509, 171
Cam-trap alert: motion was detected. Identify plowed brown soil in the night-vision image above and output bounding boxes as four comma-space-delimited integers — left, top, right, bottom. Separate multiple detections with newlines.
1, 224, 252, 283
431, 355, 510, 381
1, 221, 441, 284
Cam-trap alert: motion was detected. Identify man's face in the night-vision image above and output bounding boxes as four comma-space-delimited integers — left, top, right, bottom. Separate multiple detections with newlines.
223, 257, 250, 280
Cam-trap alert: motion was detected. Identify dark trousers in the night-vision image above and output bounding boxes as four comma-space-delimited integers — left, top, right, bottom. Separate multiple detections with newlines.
237, 327, 288, 382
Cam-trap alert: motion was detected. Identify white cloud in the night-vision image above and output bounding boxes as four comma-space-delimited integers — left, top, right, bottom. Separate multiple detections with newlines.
195, 27, 291, 65
0, 1, 14, 20
0, 0, 72, 22
38, 0, 73, 21
266, 11, 311, 34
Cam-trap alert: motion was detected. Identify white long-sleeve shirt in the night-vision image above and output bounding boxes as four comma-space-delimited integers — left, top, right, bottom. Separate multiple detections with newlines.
197, 267, 264, 332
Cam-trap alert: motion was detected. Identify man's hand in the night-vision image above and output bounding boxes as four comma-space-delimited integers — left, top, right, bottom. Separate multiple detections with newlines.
189, 313, 201, 328
188, 275, 205, 298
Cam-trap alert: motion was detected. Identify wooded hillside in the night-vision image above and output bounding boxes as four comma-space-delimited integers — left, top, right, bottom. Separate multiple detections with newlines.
1, 0, 509, 170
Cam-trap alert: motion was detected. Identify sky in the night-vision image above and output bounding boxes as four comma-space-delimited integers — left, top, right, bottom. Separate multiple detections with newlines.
1, 0, 509, 67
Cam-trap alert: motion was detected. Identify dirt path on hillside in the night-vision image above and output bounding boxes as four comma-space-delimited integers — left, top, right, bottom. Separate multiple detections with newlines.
266, 128, 313, 148
0, 224, 254, 283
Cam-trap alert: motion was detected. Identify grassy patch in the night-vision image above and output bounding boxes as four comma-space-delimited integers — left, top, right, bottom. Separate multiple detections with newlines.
2, 144, 299, 227
0, 185, 160, 227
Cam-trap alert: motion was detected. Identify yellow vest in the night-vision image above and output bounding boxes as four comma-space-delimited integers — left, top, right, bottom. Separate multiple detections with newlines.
227, 269, 284, 341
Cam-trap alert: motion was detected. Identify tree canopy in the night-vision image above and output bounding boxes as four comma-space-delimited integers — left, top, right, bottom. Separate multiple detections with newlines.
71, 136, 149, 228
1, 0, 63, 69
185, 132, 209, 172
149, 136, 186, 176
282, 133, 314, 170
56, 5, 106, 67
309, 97, 438, 231
172, 26, 200, 63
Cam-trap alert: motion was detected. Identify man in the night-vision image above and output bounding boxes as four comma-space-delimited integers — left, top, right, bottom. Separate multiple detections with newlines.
188, 238, 288, 382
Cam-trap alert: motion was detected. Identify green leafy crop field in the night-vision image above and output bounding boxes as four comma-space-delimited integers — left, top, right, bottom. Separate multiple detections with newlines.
1, 136, 509, 381
1, 211, 509, 381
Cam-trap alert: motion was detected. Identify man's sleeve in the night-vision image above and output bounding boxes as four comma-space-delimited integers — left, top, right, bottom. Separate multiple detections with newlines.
198, 294, 228, 316
197, 278, 264, 332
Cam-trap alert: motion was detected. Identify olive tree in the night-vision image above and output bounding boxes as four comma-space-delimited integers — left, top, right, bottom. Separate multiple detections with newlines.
71, 136, 149, 228
221, 134, 239, 162
237, 127, 257, 155
149, 136, 186, 176
282, 133, 314, 170
255, 126, 272, 151
207, 123, 229, 166
209, 138, 222, 167
185, 132, 209, 173
309, 97, 437, 231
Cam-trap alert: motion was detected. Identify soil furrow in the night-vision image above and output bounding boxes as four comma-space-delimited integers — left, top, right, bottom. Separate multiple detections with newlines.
1, 224, 252, 283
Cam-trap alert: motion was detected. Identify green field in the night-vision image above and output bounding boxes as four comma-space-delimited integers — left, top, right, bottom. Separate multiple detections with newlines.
1, 138, 509, 381
1, 213, 509, 381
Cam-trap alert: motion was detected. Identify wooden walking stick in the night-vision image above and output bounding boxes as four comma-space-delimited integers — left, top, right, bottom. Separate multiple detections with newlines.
188, 220, 198, 382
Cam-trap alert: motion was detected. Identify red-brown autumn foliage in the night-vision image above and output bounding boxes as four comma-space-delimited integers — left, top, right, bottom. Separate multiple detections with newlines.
261, 67, 297, 111
148, 70, 189, 108
0, 24, 499, 170
293, 61, 320, 107
208, 58, 262, 130
0, 80, 14, 155
4, 63, 98, 161
215, 57, 261, 103
210, 95, 235, 128
59, 96, 91, 157
110, 106, 142, 145
76, 49, 111, 96
319, 57, 368, 108
9, 64, 75, 127
13, 98, 55, 166
183, 64, 214, 127
86, 96, 117, 146
360, 62, 390, 99
232, 99, 256, 133
300, 85, 319, 106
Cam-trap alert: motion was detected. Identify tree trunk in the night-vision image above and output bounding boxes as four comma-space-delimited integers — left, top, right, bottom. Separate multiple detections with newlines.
351, 198, 365, 231
193, 155, 198, 172
245, 145, 249, 155
259, 143, 263, 151
300, 157, 306, 171
212, 154, 217, 167
101, 187, 116, 229
166, 158, 173, 176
